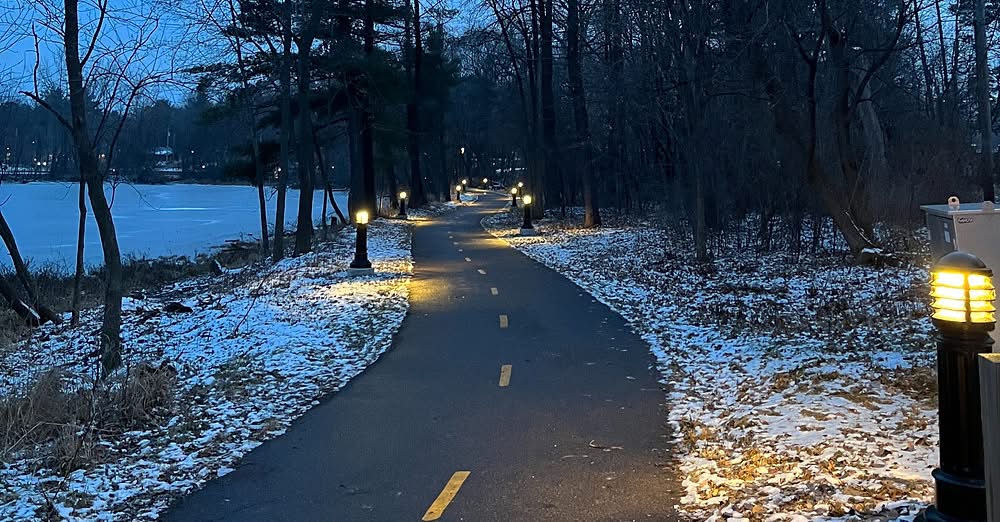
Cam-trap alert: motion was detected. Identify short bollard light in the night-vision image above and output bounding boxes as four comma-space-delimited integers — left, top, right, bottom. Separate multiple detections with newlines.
519, 194, 536, 236
349, 210, 373, 274
511, 187, 519, 208
397, 191, 408, 219
924, 251, 996, 521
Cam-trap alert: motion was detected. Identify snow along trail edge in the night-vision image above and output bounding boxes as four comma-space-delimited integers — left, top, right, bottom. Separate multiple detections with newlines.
0, 208, 451, 521
483, 208, 937, 522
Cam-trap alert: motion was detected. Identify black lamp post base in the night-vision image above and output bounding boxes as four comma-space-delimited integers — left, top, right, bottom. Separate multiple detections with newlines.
348, 266, 374, 276
519, 227, 537, 236
922, 468, 987, 521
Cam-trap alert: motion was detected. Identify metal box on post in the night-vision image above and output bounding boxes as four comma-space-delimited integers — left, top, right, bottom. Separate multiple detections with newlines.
922, 197, 1000, 349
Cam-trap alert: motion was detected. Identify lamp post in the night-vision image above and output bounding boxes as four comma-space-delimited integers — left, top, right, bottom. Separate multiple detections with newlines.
520, 195, 536, 236
460, 147, 469, 184
349, 210, 373, 275
517, 181, 524, 191
456, 184, 463, 202
482, 177, 489, 188
397, 191, 408, 219
924, 251, 996, 521
511, 187, 519, 208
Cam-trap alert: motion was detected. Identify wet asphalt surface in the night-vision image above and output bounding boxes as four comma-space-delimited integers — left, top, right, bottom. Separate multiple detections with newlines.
164, 192, 678, 521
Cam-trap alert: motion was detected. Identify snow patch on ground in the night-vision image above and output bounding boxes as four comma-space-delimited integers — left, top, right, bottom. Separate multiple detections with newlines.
0, 215, 439, 520
484, 209, 936, 521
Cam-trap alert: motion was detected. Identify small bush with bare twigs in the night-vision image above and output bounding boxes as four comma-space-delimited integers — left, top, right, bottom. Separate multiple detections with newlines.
0, 361, 177, 475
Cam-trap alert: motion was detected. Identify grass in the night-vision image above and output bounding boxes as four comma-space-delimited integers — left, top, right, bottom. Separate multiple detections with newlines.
0, 362, 177, 473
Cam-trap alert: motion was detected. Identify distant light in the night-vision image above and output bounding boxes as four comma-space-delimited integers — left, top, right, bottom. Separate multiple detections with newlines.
522, 195, 533, 205
517, 181, 524, 188
202, 164, 207, 169
455, 184, 462, 191
356, 210, 370, 225
460, 147, 465, 155
462, 179, 468, 185
482, 178, 488, 184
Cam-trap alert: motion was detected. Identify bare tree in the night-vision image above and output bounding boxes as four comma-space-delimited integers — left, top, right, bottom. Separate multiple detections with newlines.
23, 0, 181, 373
973, 0, 994, 201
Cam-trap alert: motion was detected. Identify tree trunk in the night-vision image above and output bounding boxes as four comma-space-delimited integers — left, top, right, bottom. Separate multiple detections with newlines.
975, 0, 995, 201
312, 130, 347, 225
295, 32, 316, 255
406, 0, 427, 207
64, 0, 124, 375
71, 177, 85, 325
567, 0, 600, 228
273, 2, 292, 261
252, 138, 269, 254
0, 211, 59, 324
539, 0, 560, 211
827, 23, 876, 241
360, 0, 377, 217
348, 105, 364, 218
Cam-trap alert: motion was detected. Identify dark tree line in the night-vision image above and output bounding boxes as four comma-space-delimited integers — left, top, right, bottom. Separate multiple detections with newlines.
459, 0, 1000, 261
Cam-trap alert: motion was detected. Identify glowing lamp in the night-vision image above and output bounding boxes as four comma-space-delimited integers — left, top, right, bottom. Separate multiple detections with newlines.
356, 210, 370, 225
460, 147, 465, 155
456, 185, 463, 192
522, 195, 533, 205
511, 188, 518, 195
482, 178, 488, 184
931, 251, 996, 326
399, 191, 408, 200
462, 179, 468, 185
518, 181, 524, 188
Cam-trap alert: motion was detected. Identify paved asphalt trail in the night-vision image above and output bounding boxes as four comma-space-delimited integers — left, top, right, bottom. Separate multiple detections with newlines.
165, 192, 678, 521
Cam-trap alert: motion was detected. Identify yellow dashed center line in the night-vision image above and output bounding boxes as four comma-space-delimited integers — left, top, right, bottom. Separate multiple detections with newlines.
490, 287, 499, 296
422, 471, 471, 521
499, 314, 509, 328
499, 364, 512, 387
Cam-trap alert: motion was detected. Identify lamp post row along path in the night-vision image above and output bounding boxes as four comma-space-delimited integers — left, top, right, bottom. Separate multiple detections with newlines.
164, 190, 679, 521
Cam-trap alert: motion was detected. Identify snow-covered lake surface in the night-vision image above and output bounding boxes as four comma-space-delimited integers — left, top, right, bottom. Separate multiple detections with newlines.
0, 182, 346, 269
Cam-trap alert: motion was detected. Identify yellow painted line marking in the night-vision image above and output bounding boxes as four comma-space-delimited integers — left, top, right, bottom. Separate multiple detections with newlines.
465, 257, 472, 262
499, 364, 512, 387
422, 471, 471, 521
478, 269, 487, 275
490, 287, 499, 296
499, 314, 509, 328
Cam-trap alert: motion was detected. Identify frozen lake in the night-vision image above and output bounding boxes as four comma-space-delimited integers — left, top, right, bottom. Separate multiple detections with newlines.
0, 182, 345, 270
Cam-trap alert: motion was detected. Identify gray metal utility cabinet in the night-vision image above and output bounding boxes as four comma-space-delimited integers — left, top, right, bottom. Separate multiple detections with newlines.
922, 196, 1000, 349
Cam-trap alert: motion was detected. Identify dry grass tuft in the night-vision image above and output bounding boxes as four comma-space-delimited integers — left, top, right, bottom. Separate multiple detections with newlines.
1, 361, 177, 474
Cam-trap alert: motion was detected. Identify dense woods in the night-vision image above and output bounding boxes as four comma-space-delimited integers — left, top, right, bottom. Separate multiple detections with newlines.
1, 0, 1000, 367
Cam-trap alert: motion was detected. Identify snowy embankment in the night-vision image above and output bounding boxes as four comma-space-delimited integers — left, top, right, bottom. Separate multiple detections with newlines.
0, 209, 445, 520
484, 209, 936, 521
